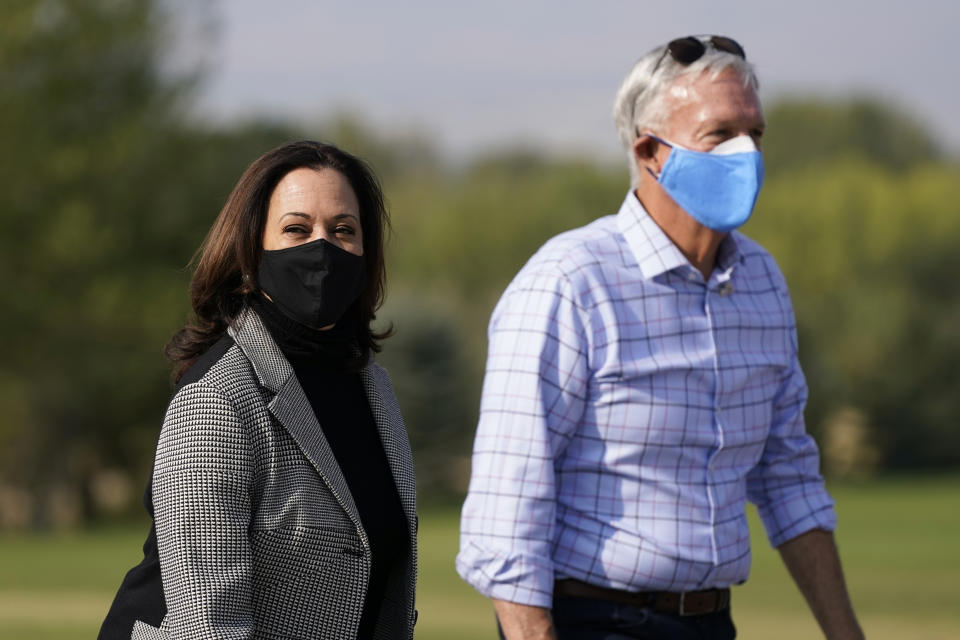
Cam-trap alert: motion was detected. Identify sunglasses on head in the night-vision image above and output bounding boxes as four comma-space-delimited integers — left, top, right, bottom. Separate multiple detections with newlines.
652, 35, 746, 74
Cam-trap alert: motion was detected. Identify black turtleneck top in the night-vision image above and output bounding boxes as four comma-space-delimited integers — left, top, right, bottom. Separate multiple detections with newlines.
249, 295, 409, 637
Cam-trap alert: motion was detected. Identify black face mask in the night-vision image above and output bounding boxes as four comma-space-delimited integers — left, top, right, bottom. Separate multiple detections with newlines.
257, 238, 366, 329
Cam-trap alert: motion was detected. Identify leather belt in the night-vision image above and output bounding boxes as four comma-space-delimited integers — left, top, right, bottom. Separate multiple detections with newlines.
554, 579, 731, 617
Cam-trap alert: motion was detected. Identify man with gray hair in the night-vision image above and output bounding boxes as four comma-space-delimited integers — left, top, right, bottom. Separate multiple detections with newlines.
457, 35, 864, 639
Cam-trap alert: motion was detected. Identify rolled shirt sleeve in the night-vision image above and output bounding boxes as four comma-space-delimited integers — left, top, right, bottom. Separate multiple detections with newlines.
746, 277, 837, 548
457, 264, 589, 607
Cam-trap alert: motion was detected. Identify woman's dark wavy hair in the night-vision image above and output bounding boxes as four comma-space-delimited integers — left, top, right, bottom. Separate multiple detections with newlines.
166, 140, 391, 383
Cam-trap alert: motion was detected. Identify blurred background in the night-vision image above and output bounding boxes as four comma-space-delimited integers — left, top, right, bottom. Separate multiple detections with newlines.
1, 0, 958, 638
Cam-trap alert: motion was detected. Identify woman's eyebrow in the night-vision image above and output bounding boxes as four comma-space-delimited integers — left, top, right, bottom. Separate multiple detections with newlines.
279, 211, 311, 221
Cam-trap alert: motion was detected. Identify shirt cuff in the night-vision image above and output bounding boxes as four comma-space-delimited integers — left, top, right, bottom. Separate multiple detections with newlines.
456, 540, 555, 608
758, 486, 838, 548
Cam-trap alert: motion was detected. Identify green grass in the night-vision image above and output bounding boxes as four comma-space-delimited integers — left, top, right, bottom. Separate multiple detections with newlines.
1, 475, 957, 639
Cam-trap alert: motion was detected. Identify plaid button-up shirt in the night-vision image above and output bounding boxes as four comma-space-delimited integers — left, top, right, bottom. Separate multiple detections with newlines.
457, 191, 836, 607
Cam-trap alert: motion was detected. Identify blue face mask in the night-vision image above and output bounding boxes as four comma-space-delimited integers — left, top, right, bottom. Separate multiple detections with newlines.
646, 134, 765, 232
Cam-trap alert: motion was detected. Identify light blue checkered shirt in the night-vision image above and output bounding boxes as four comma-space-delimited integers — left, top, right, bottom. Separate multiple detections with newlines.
457, 191, 836, 608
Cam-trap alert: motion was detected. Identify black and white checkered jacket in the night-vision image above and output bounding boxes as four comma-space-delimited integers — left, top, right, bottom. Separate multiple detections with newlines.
101, 307, 417, 640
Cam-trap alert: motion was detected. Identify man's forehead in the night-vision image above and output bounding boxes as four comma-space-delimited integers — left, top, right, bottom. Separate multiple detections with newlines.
662, 68, 762, 127
665, 67, 754, 101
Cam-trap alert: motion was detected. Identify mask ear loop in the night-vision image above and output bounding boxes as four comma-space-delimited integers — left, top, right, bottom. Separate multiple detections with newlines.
635, 127, 673, 180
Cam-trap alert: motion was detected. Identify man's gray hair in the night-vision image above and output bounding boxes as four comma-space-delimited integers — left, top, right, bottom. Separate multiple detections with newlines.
612, 39, 759, 186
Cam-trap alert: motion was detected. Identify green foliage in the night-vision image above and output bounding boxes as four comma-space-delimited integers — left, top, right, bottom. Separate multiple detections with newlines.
762, 97, 942, 174
2, 0, 959, 528
389, 154, 624, 296
745, 159, 960, 468
374, 292, 476, 501
0, 0, 183, 521
0, 0, 301, 522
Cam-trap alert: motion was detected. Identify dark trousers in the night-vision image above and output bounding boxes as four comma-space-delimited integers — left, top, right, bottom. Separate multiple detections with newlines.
497, 595, 736, 640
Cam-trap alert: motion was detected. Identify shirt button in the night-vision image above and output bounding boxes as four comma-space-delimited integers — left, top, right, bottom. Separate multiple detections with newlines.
687, 272, 698, 281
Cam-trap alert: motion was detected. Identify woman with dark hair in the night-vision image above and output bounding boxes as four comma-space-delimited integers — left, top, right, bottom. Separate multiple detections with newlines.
99, 141, 417, 640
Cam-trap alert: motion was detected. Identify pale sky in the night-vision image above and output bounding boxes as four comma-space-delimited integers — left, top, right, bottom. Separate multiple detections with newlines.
175, 0, 959, 161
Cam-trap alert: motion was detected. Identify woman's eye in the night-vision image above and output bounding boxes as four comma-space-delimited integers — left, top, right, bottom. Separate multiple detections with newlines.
335, 225, 355, 235
283, 225, 309, 234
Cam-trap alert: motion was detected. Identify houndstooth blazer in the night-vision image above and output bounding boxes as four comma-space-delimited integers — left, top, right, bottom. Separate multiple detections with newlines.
120, 307, 417, 640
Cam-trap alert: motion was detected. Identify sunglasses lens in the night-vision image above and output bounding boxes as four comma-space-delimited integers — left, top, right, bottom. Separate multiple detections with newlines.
709, 36, 746, 59
667, 37, 706, 64
657, 35, 746, 74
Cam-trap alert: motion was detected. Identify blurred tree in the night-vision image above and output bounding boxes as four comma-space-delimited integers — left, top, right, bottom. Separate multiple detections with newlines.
385, 154, 626, 376
375, 291, 475, 502
1, 0, 958, 531
762, 97, 942, 175
0, 0, 302, 524
746, 159, 960, 470
320, 114, 439, 181
389, 155, 624, 296
0, 0, 186, 525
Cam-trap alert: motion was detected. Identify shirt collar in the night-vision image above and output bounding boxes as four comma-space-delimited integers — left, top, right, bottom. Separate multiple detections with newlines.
616, 191, 746, 280
715, 231, 746, 275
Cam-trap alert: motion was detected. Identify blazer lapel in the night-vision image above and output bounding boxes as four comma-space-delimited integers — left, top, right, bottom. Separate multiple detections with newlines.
229, 307, 363, 531
269, 373, 362, 528
361, 365, 417, 530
